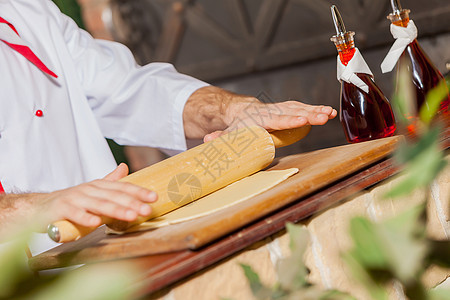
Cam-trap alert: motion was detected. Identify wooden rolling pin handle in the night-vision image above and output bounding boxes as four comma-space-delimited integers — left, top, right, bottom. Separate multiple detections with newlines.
271, 125, 311, 148
48, 126, 311, 243
48, 220, 97, 243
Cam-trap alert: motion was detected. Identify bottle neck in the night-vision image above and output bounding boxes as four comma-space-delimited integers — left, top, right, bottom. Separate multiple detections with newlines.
336, 43, 356, 66
331, 31, 356, 66
387, 9, 410, 27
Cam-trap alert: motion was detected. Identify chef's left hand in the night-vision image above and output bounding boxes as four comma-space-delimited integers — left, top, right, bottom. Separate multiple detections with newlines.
183, 86, 337, 142
203, 88, 337, 142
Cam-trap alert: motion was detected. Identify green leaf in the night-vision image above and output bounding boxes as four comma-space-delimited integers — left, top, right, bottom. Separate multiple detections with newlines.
394, 127, 440, 164
386, 128, 447, 198
270, 283, 288, 299
0, 231, 33, 298
31, 263, 138, 300
341, 251, 390, 300
380, 205, 428, 283
283, 287, 354, 300
286, 223, 309, 253
382, 203, 425, 235
240, 264, 272, 299
391, 94, 409, 126
348, 217, 388, 269
240, 263, 263, 294
392, 61, 417, 126
345, 206, 429, 297
383, 175, 420, 199
428, 288, 450, 300
318, 289, 357, 300
386, 150, 446, 198
276, 223, 310, 291
419, 80, 450, 125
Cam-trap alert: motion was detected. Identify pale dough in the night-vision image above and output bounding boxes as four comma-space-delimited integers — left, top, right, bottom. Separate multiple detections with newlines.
108, 168, 298, 234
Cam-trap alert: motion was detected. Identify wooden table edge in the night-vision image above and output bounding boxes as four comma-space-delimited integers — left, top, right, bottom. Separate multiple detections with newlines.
132, 128, 449, 296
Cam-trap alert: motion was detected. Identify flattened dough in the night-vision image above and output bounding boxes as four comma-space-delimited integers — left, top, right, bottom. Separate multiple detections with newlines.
108, 168, 298, 234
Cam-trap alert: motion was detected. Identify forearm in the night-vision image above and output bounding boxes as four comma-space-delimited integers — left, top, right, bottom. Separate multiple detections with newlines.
0, 164, 159, 242
182, 86, 254, 139
0, 193, 43, 238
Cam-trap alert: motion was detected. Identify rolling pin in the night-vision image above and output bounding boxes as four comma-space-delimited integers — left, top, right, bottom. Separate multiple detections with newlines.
48, 125, 311, 243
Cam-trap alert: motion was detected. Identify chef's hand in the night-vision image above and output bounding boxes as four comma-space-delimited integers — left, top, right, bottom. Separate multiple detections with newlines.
204, 97, 337, 142
38, 163, 156, 230
182, 86, 337, 142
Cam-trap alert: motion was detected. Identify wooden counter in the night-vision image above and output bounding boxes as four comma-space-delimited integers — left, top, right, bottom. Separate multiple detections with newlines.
29, 115, 450, 298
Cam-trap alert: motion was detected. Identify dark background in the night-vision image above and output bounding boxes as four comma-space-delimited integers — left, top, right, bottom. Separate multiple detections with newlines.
57, 0, 450, 165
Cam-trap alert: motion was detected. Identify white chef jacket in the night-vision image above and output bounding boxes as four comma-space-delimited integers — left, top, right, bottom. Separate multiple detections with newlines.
0, 0, 208, 255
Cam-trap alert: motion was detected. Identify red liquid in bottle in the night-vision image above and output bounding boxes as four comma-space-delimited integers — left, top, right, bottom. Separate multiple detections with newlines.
398, 40, 450, 114
330, 5, 396, 143
340, 74, 397, 143
390, 15, 449, 115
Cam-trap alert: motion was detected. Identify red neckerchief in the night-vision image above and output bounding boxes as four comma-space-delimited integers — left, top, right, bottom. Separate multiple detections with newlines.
0, 16, 57, 78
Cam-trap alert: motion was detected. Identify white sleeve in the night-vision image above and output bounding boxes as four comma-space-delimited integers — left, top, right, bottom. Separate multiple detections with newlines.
56, 6, 209, 151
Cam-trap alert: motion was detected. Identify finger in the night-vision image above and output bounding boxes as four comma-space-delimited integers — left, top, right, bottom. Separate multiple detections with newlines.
255, 114, 312, 130
75, 185, 154, 217
256, 102, 335, 126
330, 109, 338, 119
59, 204, 103, 227
320, 106, 335, 116
104, 163, 129, 181
303, 107, 337, 119
89, 180, 158, 204
301, 112, 331, 125
226, 113, 309, 132
72, 194, 151, 221
284, 102, 336, 116
203, 131, 224, 143
278, 108, 332, 126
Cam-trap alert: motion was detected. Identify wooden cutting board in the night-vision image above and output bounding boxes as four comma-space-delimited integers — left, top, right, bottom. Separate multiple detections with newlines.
30, 136, 401, 271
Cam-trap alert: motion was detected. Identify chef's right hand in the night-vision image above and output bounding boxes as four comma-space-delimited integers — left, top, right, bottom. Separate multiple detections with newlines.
38, 163, 156, 229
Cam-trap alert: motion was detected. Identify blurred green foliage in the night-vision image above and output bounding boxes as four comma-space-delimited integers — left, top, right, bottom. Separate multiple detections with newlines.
0, 226, 139, 300
419, 80, 449, 125
342, 68, 450, 300
238, 223, 354, 300
385, 126, 447, 198
343, 202, 450, 300
238, 70, 450, 299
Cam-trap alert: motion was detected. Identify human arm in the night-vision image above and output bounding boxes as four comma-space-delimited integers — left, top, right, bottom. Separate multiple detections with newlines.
45, 1, 334, 151
182, 86, 338, 141
0, 164, 155, 238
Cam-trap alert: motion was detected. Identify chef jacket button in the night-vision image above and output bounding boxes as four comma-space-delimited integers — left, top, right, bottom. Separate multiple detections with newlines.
35, 110, 44, 117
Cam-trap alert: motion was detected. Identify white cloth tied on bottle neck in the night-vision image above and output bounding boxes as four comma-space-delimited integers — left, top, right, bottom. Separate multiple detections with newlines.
337, 47, 373, 94
380, 20, 418, 73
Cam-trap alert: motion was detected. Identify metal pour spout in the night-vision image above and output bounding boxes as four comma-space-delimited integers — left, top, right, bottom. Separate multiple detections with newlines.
331, 5, 346, 36
330, 5, 355, 45
387, 0, 410, 26
390, 0, 403, 14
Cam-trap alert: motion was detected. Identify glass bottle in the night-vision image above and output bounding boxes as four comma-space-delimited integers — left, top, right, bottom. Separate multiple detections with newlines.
386, 0, 449, 114
330, 5, 396, 143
